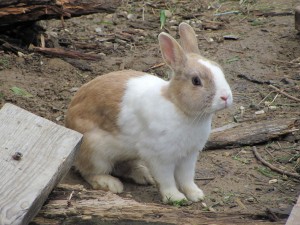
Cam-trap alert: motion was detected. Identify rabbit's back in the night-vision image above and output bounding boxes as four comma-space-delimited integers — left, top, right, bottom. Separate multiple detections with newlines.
65, 70, 145, 134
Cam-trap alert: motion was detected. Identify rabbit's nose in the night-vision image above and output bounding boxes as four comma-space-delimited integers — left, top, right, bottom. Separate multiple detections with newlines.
220, 95, 228, 101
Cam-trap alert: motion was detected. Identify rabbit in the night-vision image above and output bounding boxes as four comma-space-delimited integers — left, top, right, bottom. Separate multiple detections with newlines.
65, 22, 233, 203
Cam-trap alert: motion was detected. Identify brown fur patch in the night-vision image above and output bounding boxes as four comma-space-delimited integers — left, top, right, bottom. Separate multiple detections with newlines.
66, 70, 145, 134
66, 70, 145, 174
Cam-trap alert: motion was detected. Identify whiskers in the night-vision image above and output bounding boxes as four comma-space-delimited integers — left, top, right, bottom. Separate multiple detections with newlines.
190, 103, 211, 125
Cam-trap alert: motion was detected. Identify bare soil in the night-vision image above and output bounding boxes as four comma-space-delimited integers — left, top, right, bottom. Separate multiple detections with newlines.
1, 0, 300, 222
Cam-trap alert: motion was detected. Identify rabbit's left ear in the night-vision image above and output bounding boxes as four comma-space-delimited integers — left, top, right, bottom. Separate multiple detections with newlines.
178, 22, 200, 54
158, 32, 187, 70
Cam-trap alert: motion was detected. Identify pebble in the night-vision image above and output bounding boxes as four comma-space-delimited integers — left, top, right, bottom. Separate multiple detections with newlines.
125, 193, 132, 198
69, 87, 79, 93
268, 179, 278, 184
201, 202, 207, 208
246, 197, 255, 202
169, 19, 178, 26
95, 27, 103, 34
268, 105, 277, 110
223, 152, 230, 157
212, 188, 220, 193
255, 110, 265, 115
56, 115, 64, 121
127, 14, 137, 20
17, 52, 25, 57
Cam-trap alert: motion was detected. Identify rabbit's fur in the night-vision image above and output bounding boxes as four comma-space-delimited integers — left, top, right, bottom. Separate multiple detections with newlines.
66, 22, 232, 203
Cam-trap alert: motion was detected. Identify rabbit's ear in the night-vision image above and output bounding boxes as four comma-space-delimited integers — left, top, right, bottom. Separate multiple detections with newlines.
158, 32, 187, 70
178, 22, 200, 54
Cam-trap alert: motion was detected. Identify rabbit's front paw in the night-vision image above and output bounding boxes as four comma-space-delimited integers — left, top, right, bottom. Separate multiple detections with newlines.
184, 186, 204, 202
87, 174, 124, 193
162, 190, 187, 203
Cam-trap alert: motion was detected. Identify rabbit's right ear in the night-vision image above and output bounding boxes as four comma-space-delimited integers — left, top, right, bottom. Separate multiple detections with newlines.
158, 32, 187, 70
178, 22, 200, 54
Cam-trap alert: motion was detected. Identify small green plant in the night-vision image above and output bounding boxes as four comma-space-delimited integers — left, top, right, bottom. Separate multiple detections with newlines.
250, 19, 267, 26
0, 57, 10, 70
10, 86, 33, 98
165, 197, 190, 207
226, 56, 240, 64
223, 192, 236, 204
256, 166, 276, 178
232, 155, 250, 164
160, 10, 166, 29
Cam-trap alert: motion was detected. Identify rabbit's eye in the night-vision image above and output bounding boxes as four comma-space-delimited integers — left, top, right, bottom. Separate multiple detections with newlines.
192, 76, 202, 86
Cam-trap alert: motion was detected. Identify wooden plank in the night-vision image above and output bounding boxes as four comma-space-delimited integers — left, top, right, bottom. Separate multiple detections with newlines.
206, 118, 299, 150
0, 103, 82, 225
31, 184, 285, 225
286, 195, 300, 225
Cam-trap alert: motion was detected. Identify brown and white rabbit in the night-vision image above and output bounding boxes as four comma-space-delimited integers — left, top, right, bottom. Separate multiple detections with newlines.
66, 22, 232, 203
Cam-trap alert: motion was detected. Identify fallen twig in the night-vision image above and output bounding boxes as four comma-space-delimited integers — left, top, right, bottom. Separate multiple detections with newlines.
67, 190, 74, 207
253, 11, 293, 17
214, 11, 240, 16
220, 47, 244, 54
252, 146, 300, 179
32, 47, 102, 61
237, 74, 270, 84
143, 62, 165, 72
194, 177, 215, 181
268, 85, 300, 102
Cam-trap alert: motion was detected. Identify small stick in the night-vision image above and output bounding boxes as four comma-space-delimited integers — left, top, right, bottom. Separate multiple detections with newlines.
264, 147, 274, 159
269, 85, 300, 102
252, 146, 300, 179
257, 91, 275, 106
235, 198, 247, 209
32, 47, 102, 61
194, 177, 215, 180
267, 93, 279, 106
67, 190, 74, 207
144, 62, 165, 72
220, 47, 244, 54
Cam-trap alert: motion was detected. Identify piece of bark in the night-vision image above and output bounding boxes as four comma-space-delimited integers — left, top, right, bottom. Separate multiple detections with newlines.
0, 0, 121, 26
206, 118, 300, 150
31, 184, 285, 225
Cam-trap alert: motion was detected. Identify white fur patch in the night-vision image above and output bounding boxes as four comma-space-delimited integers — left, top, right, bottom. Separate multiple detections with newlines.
118, 74, 212, 163
198, 59, 233, 112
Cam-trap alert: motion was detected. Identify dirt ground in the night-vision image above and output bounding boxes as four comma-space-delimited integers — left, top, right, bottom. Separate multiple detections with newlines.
1, 0, 300, 222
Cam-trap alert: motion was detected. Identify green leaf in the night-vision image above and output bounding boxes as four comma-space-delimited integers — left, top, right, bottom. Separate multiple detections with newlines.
10, 86, 33, 98
226, 56, 240, 63
160, 10, 166, 29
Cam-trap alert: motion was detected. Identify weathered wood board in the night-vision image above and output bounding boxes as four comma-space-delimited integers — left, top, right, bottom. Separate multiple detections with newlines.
286, 195, 300, 225
0, 103, 82, 225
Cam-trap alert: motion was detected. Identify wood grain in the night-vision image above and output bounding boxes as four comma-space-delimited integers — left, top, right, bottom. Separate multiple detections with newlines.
31, 184, 285, 225
206, 118, 300, 150
0, 103, 82, 225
